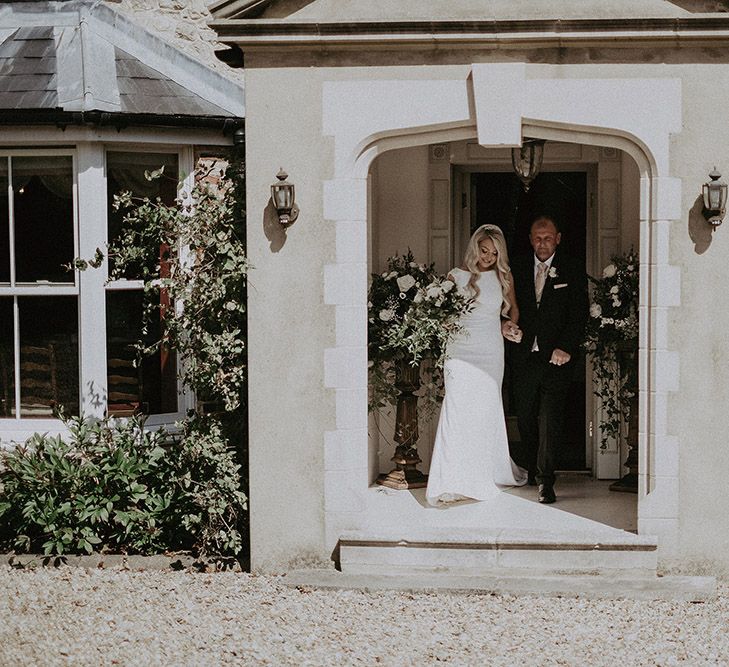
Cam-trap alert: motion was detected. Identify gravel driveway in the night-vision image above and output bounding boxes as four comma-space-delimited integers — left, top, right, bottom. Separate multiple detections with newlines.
1, 567, 728, 666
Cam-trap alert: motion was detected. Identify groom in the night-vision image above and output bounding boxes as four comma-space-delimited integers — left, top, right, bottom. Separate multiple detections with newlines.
508, 215, 588, 504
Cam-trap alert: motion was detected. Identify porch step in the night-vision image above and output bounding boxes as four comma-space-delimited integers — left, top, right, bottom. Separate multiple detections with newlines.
338, 527, 658, 577
285, 568, 715, 602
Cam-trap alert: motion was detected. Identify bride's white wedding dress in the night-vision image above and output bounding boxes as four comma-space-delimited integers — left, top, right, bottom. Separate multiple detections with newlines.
426, 268, 527, 505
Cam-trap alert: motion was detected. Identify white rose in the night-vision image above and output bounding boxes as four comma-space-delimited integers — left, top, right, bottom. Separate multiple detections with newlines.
396, 274, 416, 292
379, 309, 394, 321
409, 262, 418, 268
442, 280, 454, 293
610, 285, 619, 294
413, 291, 424, 303
590, 303, 602, 318
367, 301, 373, 309
602, 264, 617, 278
613, 298, 622, 307
426, 285, 441, 299
386, 271, 397, 280
548, 267, 558, 279
627, 265, 634, 272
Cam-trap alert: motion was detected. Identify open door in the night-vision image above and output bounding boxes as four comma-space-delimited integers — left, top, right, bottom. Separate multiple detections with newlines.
467, 170, 589, 471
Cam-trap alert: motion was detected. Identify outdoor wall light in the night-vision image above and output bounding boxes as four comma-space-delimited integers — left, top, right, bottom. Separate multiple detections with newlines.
702, 167, 728, 227
511, 138, 545, 192
271, 168, 299, 228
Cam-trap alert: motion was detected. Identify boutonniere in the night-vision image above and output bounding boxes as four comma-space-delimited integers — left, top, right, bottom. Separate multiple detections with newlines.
548, 267, 558, 279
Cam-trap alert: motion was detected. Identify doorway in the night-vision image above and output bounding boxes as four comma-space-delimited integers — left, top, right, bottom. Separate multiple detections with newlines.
469, 171, 588, 471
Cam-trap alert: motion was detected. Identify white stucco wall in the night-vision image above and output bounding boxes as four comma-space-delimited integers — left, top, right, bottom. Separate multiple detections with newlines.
241, 51, 729, 574
106, 0, 729, 576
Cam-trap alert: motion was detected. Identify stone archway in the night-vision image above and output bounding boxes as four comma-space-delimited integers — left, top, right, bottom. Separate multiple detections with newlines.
321, 65, 682, 561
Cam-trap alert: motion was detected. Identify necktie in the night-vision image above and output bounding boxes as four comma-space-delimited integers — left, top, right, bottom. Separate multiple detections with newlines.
535, 262, 547, 306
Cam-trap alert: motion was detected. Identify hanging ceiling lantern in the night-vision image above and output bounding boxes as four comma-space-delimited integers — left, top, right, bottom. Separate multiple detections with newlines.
511, 139, 546, 192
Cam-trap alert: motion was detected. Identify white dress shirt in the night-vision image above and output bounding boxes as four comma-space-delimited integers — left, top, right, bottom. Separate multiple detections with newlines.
531, 252, 556, 351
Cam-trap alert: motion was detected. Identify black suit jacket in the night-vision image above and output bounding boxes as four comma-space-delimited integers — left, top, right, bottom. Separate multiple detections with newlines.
510, 251, 588, 363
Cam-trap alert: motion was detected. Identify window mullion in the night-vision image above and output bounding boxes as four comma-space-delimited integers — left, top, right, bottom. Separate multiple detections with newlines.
7, 156, 15, 288
12, 297, 19, 419
76, 143, 108, 419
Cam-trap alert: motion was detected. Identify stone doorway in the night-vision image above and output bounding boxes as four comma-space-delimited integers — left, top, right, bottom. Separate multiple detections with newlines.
322, 67, 682, 563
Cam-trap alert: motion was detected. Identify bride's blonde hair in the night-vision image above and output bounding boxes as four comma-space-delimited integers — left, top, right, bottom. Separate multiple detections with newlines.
462, 224, 513, 315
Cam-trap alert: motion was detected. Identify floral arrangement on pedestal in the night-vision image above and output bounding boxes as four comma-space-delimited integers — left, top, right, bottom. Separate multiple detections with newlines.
584, 250, 639, 450
367, 251, 473, 422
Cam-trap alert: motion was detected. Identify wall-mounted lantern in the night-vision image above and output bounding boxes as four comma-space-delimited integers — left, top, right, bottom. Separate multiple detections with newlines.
511, 139, 545, 192
702, 167, 728, 227
271, 168, 299, 228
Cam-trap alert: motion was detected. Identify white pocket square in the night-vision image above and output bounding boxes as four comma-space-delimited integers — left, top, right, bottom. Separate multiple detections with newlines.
553, 283, 569, 289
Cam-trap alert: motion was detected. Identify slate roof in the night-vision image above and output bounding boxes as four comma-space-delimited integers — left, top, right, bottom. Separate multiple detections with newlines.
113, 48, 229, 117
0, 26, 57, 110
0, 2, 244, 120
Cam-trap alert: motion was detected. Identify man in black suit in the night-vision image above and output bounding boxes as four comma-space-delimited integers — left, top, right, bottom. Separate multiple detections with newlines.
508, 216, 588, 504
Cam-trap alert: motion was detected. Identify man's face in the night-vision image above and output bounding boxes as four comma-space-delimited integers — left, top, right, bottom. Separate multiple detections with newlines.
529, 220, 561, 262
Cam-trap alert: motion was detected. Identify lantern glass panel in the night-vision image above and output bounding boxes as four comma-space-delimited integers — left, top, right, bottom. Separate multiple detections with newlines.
709, 185, 722, 210
272, 185, 293, 209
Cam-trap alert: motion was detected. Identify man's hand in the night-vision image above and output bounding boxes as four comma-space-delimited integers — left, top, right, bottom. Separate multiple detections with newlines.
550, 348, 571, 366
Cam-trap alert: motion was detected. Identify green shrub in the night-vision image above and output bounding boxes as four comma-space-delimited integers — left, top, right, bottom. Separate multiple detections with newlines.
0, 414, 247, 558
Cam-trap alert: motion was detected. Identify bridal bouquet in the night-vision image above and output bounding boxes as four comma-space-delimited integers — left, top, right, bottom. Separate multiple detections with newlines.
368, 251, 473, 412
584, 250, 639, 450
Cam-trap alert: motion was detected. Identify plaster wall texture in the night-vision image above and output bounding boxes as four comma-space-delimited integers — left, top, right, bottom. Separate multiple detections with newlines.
243, 50, 729, 572
243, 64, 336, 571
664, 69, 729, 575
371, 146, 430, 272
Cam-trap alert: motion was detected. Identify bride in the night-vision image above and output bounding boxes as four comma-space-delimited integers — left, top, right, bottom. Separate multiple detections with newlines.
426, 224, 528, 506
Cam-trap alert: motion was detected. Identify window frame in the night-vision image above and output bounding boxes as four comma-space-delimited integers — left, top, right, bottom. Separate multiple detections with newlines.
104, 145, 193, 427
0, 143, 197, 440
0, 148, 80, 426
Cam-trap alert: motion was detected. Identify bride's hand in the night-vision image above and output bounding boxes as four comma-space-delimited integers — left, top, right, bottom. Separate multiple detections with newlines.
501, 320, 522, 343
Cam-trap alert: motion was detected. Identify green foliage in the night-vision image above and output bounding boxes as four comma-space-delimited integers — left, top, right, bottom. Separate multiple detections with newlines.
106, 159, 248, 412
0, 414, 247, 558
584, 250, 639, 450
368, 251, 473, 425
1, 149, 251, 560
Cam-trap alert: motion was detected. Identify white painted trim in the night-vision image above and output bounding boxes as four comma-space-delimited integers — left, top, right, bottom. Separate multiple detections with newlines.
0, 126, 234, 147
77, 142, 108, 419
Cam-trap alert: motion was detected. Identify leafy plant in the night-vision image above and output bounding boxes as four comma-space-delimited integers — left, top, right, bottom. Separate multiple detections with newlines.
584, 250, 639, 450
0, 149, 251, 559
104, 158, 248, 412
368, 251, 473, 426
0, 414, 247, 558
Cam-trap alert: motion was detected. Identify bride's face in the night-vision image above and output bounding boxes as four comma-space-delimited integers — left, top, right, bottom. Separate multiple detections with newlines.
477, 238, 498, 271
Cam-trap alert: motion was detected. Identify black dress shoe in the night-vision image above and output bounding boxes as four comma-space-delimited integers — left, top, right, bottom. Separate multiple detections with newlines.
537, 484, 556, 504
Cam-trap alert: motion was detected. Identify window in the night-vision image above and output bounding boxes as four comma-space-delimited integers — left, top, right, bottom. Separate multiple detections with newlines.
0, 154, 79, 419
105, 151, 180, 417
0, 147, 187, 429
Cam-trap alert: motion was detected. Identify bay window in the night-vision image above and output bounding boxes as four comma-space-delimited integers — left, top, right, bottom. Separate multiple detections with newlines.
0, 153, 79, 419
0, 147, 188, 432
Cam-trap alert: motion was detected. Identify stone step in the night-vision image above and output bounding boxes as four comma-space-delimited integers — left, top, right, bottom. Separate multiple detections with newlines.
285, 569, 715, 602
338, 527, 658, 577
